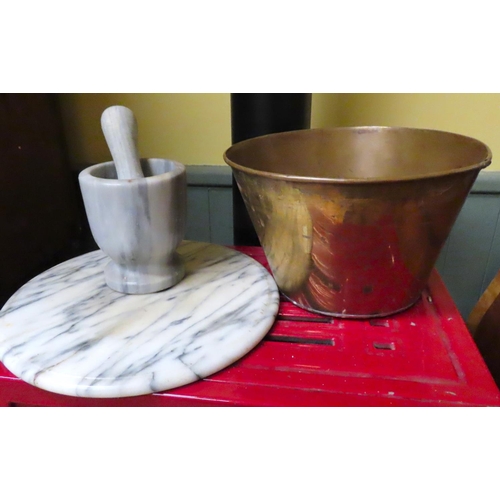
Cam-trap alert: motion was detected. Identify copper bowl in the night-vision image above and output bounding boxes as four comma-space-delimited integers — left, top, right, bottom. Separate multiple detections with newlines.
224, 127, 492, 318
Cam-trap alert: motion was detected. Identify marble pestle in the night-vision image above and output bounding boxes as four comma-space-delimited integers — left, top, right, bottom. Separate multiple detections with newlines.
101, 105, 145, 180
78, 106, 187, 294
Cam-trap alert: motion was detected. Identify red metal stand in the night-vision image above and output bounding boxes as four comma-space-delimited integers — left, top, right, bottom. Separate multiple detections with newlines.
1, 246, 499, 406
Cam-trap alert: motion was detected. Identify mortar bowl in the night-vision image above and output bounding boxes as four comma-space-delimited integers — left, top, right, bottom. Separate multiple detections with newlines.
79, 158, 187, 294
224, 127, 492, 318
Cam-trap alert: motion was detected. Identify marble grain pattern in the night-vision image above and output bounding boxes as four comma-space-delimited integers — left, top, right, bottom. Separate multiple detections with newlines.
0, 241, 279, 398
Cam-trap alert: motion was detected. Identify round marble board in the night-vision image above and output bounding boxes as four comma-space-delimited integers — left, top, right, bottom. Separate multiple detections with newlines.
0, 241, 279, 398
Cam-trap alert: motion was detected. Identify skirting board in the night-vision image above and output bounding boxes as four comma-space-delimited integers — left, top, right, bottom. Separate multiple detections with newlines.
186, 166, 500, 319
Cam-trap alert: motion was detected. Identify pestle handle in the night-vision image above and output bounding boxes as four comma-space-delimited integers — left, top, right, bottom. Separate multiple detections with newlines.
101, 105, 145, 179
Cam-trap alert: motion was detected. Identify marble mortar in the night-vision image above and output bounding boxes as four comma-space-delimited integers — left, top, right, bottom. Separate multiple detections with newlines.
79, 158, 187, 294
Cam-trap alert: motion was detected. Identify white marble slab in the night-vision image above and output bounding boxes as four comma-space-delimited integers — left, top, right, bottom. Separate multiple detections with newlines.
0, 241, 279, 398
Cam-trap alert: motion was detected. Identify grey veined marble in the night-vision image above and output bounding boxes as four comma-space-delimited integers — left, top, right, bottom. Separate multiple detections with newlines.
0, 241, 279, 398
79, 158, 187, 294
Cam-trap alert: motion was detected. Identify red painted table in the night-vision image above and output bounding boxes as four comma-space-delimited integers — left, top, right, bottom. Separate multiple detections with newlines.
1, 246, 499, 406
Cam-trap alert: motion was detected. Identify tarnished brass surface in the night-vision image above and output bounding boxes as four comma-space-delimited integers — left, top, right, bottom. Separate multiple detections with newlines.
224, 127, 492, 318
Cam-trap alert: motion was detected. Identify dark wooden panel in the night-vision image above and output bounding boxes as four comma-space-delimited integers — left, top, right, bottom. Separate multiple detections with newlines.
0, 94, 80, 307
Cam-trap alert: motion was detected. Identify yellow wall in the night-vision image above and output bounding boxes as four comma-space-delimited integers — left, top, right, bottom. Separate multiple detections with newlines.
58, 93, 231, 167
327, 94, 500, 171
59, 93, 499, 169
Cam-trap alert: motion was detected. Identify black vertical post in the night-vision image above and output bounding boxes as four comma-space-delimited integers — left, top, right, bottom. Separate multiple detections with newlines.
230, 93, 312, 246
